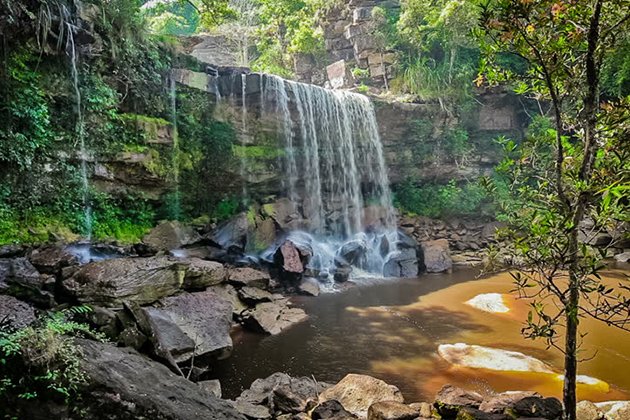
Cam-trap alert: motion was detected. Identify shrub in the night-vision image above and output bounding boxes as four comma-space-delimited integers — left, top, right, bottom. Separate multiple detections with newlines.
0, 307, 102, 416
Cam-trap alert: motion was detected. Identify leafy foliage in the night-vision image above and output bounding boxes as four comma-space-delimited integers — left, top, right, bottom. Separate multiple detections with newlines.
0, 307, 103, 416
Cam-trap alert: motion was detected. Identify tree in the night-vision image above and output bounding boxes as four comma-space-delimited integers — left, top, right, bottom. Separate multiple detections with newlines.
478, 1, 630, 419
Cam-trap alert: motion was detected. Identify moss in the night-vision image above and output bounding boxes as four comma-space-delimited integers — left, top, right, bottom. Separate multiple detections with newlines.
233, 145, 285, 160
120, 113, 171, 126
262, 203, 275, 217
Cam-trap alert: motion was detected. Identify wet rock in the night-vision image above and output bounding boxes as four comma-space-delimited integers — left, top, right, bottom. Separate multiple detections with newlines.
275, 240, 308, 274
183, 258, 227, 290
333, 263, 352, 283
367, 401, 418, 420
77, 339, 245, 419
228, 267, 271, 289
614, 251, 630, 263
298, 277, 320, 296
29, 246, 79, 275
319, 374, 404, 418
434, 385, 483, 418
211, 213, 249, 253
512, 396, 562, 419
338, 239, 368, 266
0, 295, 36, 329
198, 379, 222, 398
142, 290, 233, 363
420, 239, 452, 273
479, 391, 541, 414
383, 248, 418, 278
242, 301, 308, 335
312, 400, 358, 419
63, 256, 187, 306
575, 401, 602, 420
143, 221, 201, 251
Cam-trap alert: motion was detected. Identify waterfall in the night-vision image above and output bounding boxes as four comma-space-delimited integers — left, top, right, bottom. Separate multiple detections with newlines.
259, 75, 397, 281
169, 76, 181, 220
239, 74, 249, 205
67, 23, 92, 240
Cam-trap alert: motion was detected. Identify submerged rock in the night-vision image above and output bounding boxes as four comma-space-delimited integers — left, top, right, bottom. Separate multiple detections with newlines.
465, 293, 509, 313
77, 339, 245, 419
438, 343, 554, 373
242, 301, 308, 335
319, 374, 404, 418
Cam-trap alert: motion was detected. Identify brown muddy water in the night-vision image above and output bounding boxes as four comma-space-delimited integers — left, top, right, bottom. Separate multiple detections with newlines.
214, 266, 630, 403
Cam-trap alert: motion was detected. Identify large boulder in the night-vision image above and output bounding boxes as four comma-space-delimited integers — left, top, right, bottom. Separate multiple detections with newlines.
182, 258, 227, 290
237, 372, 330, 416
337, 239, 368, 266
319, 374, 404, 418
143, 221, 201, 251
575, 401, 603, 420
420, 239, 452, 273
0, 295, 36, 329
63, 256, 187, 306
275, 240, 309, 274
76, 339, 245, 419
142, 290, 233, 363
242, 301, 308, 335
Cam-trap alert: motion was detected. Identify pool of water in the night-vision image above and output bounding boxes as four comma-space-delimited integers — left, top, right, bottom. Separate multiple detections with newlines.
214, 266, 630, 403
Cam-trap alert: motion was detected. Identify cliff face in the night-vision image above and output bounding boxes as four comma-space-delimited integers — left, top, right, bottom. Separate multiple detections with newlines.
170, 68, 527, 200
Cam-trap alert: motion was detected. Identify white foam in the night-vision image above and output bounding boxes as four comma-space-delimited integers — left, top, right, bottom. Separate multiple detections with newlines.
465, 293, 510, 313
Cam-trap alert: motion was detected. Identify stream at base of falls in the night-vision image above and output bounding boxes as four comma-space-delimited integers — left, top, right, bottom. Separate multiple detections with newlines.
213, 266, 630, 403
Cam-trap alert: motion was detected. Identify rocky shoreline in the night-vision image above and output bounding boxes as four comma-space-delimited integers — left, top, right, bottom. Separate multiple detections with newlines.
1, 215, 629, 419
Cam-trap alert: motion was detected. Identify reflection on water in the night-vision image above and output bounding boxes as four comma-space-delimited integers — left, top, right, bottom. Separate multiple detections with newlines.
214, 267, 630, 403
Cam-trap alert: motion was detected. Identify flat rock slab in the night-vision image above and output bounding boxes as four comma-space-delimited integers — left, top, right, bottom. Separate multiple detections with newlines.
63, 256, 187, 306
368, 400, 418, 420
319, 374, 404, 418
77, 339, 245, 419
243, 301, 308, 335
143, 290, 233, 363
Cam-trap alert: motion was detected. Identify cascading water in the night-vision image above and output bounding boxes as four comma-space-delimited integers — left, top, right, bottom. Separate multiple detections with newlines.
169, 76, 182, 220
259, 75, 398, 282
67, 22, 92, 240
239, 74, 249, 205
